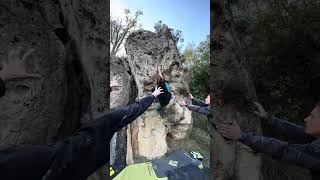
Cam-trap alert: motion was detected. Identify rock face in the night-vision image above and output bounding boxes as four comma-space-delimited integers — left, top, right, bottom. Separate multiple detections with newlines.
0, 0, 66, 147
0, 0, 109, 180
211, 0, 262, 180
110, 57, 134, 166
124, 27, 193, 164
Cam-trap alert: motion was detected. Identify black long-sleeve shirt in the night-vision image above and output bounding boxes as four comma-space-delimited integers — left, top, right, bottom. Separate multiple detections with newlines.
0, 78, 155, 179
185, 98, 216, 132
186, 98, 211, 116
240, 114, 320, 180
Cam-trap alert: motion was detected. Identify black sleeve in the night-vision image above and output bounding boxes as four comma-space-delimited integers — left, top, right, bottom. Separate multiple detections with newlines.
112, 95, 155, 132
42, 95, 155, 179
191, 99, 208, 107
6, 95, 154, 180
0, 78, 5, 97
263, 113, 315, 143
240, 133, 320, 172
0, 145, 55, 180
186, 104, 211, 116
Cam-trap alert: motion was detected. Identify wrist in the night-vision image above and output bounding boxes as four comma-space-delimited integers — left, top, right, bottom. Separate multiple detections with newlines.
185, 101, 191, 108
239, 132, 247, 142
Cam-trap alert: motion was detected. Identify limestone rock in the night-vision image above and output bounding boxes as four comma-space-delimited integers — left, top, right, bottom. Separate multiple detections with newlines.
124, 28, 193, 164
0, 0, 65, 147
110, 57, 134, 166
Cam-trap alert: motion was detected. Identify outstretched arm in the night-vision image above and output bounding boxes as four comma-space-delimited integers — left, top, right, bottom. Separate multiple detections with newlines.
191, 99, 208, 107
218, 122, 320, 172
110, 86, 163, 132
254, 102, 315, 143
40, 87, 163, 179
111, 95, 156, 132
178, 99, 211, 115
188, 93, 208, 107
263, 114, 315, 143
186, 104, 211, 116
239, 133, 320, 172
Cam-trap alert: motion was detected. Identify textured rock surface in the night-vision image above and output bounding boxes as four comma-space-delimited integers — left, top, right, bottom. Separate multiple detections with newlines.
124, 28, 193, 164
0, 0, 66, 148
0, 0, 109, 180
110, 57, 134, 166
211, 0, 262, 180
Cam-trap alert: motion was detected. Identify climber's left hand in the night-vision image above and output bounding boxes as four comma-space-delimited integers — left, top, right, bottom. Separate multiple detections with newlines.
110, 76, 123, 88
0, 48, 41, 82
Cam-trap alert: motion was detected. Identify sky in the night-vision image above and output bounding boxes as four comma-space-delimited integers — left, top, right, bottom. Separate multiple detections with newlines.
111, 0, 210, 56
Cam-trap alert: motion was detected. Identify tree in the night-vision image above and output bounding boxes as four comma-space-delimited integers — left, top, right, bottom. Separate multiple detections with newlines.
211, 0, 262, 179
183, 36, 210, 99
232, 2, 320, 179
244, 0, 320, 120
110, 9, 143, 57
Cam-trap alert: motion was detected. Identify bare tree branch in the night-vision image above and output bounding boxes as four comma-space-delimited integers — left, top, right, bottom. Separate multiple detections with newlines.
110, 9, 143, 56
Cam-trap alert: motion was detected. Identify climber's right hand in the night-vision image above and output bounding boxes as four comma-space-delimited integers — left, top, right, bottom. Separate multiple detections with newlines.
253, 102, 267, 119
178, 100, 187, 107
110, 76, 123, 88
0, 48, 41, 82
189, 93, 194, 99
152, 85, 163, 97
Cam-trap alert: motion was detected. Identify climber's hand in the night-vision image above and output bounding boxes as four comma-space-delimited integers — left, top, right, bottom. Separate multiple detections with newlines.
152, 85, 163, 97
253, 102, 267, 119
189, 93, 194, 99
0, 48, 41, 82
217, 121, 241, 140
178, 100, 187, 107
157, 65, 164, 79
110, 76, 123, 89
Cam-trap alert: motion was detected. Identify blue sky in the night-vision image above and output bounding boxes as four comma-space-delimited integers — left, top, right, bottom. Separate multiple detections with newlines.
111, 0, 209, 55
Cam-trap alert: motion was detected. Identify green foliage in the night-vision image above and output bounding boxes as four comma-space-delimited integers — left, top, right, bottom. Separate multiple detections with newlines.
193, 114, 209, 132
238, 0, 320, 121
183, 35, 210, 99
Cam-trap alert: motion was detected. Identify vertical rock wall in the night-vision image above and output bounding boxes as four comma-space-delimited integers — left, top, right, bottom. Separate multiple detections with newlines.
124, 28, 193, 164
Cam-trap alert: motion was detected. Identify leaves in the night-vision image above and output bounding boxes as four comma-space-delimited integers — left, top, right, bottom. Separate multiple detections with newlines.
183, 36, 210, 99
239, 0, 320, 120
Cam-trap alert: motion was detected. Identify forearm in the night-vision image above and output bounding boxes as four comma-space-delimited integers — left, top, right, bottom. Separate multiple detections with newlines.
114, 95, 155, 131
263, 113, 315, 142
239, 132, 288, 157
239, 132, 320, 171
191, 99, 208, 107
41, 122, 111, 179
186, 104, 211, 115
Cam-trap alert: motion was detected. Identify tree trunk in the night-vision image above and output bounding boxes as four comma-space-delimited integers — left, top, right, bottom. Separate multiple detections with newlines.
210, 0, 262, 180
